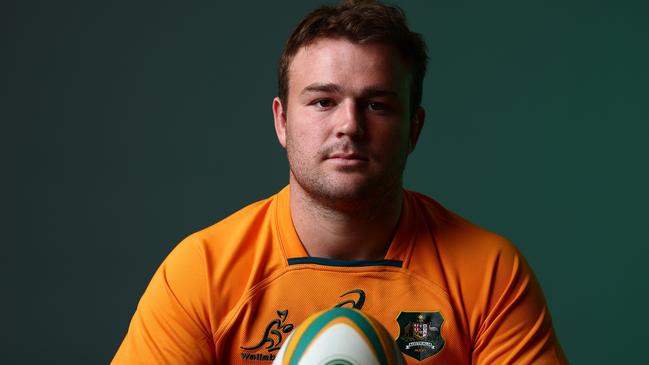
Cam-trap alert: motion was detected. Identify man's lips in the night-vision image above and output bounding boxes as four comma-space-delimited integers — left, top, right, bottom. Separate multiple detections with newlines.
327, 152, 368, 161
325, 152, 369, 167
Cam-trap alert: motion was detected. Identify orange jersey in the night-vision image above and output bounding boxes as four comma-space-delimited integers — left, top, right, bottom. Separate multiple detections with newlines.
112, 186, 567, 364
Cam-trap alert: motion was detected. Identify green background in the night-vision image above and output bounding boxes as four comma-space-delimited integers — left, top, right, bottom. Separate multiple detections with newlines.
3, 0, 647, 363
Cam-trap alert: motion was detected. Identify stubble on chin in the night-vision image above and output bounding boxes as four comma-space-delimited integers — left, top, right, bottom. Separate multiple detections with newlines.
286, 136, 407, 212
288, 161, 404, 214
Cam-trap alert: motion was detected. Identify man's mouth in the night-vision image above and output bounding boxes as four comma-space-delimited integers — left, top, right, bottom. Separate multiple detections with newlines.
327, 152, 368, 161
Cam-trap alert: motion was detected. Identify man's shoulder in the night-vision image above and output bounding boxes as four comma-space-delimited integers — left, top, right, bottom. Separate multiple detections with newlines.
406, 189, 521, 261
192, 191, 282, 242
406, 190, 534, 315
166, 191, 284, 268
160, 190, 287, 300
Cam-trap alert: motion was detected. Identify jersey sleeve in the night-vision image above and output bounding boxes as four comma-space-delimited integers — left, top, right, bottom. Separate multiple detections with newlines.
111, 236, 216, 365
470, 240, 568, 365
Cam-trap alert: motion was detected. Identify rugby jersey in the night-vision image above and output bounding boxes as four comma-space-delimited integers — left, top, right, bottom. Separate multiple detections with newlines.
112, 185, 566, 364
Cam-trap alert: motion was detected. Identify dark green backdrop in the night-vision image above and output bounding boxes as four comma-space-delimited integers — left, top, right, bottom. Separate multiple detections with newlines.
3, 0, 647, 363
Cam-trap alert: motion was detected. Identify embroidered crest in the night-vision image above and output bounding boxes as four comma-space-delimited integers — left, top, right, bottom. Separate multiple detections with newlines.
396, 311, 444, 360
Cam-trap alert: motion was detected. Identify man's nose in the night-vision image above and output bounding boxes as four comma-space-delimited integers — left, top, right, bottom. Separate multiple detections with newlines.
335, 100, 365, 139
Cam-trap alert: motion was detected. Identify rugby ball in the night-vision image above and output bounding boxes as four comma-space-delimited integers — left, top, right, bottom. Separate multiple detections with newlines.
273, 307, 405, 365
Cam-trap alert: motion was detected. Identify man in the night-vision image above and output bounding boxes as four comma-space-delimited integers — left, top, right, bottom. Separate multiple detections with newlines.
113, 0, 567, 363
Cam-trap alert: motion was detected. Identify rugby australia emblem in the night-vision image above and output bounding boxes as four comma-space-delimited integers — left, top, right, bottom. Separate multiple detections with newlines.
396, 311, 444, 360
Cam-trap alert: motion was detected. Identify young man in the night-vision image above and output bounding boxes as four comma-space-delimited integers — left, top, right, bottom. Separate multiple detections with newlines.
113, 1, 567, 363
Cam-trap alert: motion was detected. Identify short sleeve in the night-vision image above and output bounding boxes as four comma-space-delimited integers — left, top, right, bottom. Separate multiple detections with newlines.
471, 243, 568, 365
111, 237, 215, 364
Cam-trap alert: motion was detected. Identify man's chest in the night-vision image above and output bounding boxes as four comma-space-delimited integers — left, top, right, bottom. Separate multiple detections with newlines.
213, 267, 469, 364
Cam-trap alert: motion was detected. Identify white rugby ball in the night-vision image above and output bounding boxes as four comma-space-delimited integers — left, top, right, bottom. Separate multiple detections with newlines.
273, 307, 405, 365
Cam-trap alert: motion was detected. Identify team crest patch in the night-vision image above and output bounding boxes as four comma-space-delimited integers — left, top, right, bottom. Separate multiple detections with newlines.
396, 311, 444, 361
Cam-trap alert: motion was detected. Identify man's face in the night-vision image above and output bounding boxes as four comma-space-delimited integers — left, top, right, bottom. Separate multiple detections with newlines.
273, 38, 424, 207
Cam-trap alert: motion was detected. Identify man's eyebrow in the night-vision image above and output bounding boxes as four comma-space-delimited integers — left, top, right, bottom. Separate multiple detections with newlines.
300, 83, 399, 98
361, 88, 399, 98
300, 83, 342, 95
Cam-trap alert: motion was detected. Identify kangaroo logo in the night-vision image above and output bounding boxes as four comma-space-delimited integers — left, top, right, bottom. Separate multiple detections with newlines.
241, 310, 295, 352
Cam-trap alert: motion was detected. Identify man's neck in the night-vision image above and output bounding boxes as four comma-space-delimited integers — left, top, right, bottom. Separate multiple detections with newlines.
289, 181, 403, 261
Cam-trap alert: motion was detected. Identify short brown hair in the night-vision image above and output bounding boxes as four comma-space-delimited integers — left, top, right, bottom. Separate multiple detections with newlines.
278, 0, 429, 115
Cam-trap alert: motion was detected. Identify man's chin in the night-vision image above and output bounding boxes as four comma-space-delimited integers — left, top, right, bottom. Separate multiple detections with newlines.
303, 182, 390, 210
289, 170, 402, 209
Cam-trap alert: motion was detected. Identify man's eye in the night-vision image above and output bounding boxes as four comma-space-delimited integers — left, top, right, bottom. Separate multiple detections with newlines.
314, 99, 333, 108
368, 102, 389, 112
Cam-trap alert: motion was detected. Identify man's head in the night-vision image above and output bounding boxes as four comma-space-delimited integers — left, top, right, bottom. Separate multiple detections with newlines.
278, 0, 428, 117
273, 0, 428, 210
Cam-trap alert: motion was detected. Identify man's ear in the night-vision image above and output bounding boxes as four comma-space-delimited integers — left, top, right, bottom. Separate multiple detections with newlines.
408, 106, 425, 153
273, 97, 287, 149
